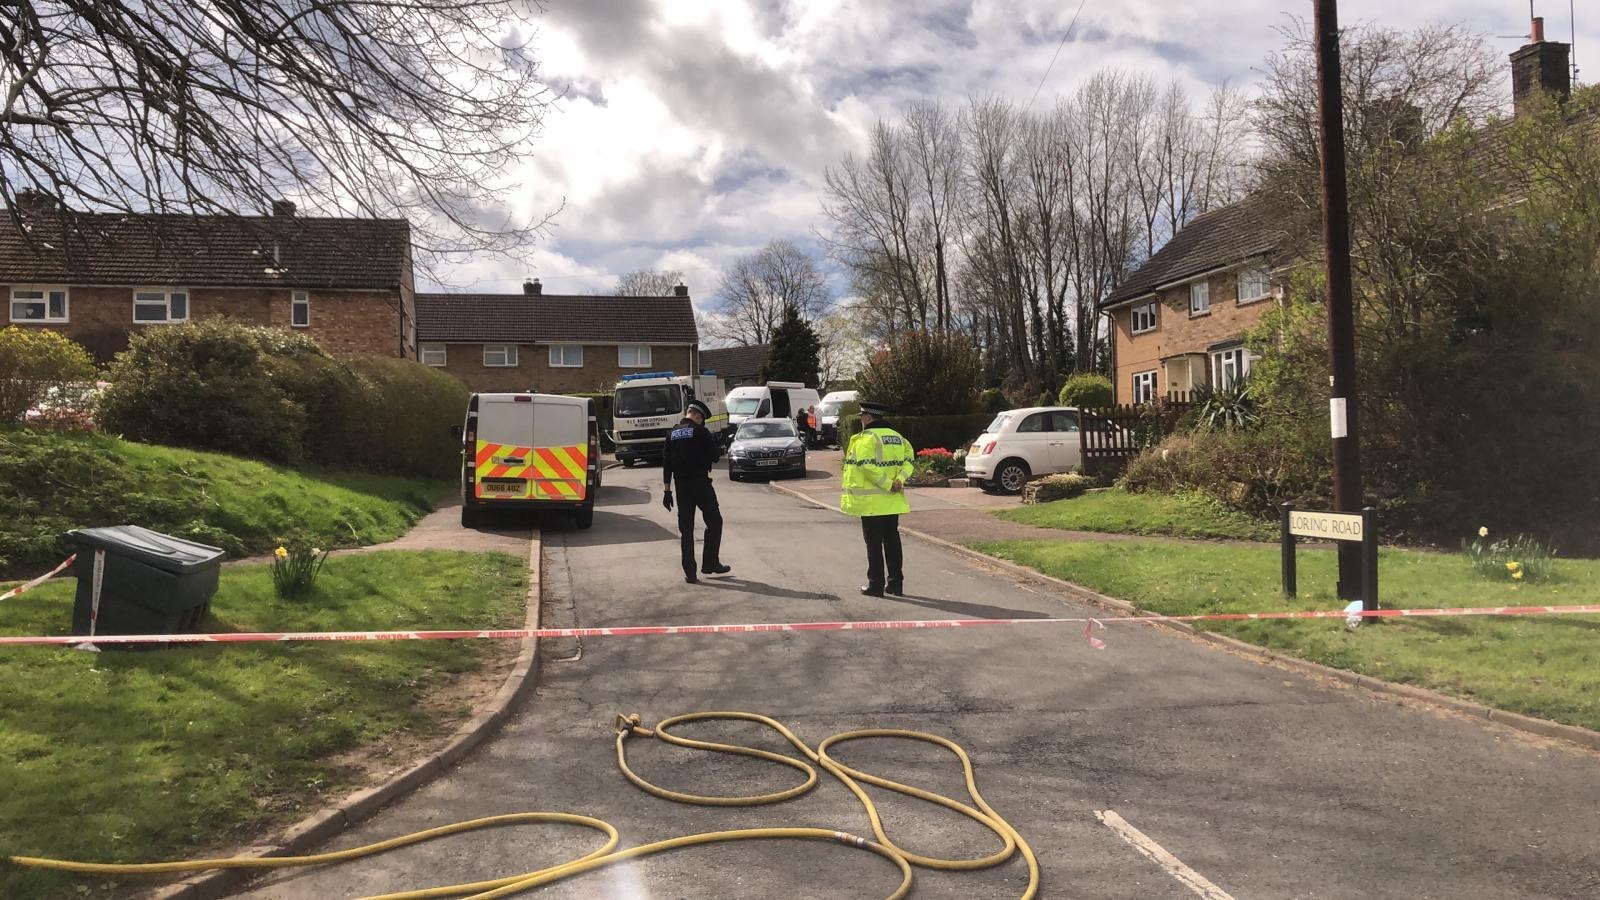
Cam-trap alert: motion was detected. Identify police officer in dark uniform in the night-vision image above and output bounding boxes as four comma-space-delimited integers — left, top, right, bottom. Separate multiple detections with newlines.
662, 399, 731, 583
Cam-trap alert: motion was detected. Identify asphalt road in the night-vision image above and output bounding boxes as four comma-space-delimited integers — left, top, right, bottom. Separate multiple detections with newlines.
239, 464, 1600, 900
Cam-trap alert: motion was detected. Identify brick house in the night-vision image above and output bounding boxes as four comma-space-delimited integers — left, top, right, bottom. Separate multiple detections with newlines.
1101, 195, 1288, 405
698, 343, 770, 388
414, 280, 700, 393
1101, 22, 1575, 406
1, 197, 415, 361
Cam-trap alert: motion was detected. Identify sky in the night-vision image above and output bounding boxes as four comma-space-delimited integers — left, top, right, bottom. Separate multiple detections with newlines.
427, 0, 1596, 302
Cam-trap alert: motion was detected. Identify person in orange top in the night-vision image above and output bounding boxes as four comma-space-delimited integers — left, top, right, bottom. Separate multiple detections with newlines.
806, 406, 819, 447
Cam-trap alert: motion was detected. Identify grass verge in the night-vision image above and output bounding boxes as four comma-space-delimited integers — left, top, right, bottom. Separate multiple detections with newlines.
968, 539, 1600, 732
0, 550, 526, 899
996, 488, 1277, 541
0, 427, 449, 576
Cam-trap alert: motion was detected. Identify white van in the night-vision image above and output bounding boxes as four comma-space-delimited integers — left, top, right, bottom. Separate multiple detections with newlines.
724, 382, 822, 431
452, 393, 600, 529
815, 390, 858, 446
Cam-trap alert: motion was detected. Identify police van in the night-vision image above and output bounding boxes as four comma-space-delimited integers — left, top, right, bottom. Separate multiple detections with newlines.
451, 393, 600, 529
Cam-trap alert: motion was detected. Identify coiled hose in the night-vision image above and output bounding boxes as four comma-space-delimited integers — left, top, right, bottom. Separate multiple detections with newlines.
8, 711, 1038, 899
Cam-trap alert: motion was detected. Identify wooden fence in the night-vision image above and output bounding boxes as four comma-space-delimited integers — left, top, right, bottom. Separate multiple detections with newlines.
1079, 393, 1195, 477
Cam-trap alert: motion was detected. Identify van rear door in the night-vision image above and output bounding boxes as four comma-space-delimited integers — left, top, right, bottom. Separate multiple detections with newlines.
529, 397, 589, 501
474, 395, 538, 500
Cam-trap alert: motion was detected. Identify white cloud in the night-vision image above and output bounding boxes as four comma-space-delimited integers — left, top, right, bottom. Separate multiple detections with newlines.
426, 0, 1596, 297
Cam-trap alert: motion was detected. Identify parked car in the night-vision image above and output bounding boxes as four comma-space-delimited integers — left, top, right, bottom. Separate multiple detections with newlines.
726, 418, 807, 481
964, 406, 1095, 494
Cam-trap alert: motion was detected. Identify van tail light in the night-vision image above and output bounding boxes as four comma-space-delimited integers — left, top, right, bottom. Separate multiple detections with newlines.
983, 441, 997, 455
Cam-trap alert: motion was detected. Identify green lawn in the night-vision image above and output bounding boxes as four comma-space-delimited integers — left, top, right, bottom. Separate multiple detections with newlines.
0, 427, 448, 577
0, 550, 525, 899
969, 539, 1600, 732
997, 488, 1278, 541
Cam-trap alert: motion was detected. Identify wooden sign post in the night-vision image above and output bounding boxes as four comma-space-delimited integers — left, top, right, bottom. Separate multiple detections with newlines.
1281, 503, 1378, 611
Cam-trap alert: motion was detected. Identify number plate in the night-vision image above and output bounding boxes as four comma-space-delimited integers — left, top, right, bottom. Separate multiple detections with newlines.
755, 459, 779, 466
482, 480, 525, 495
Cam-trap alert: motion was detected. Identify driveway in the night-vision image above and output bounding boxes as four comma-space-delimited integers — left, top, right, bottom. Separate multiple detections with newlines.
236, 463, 1600, 900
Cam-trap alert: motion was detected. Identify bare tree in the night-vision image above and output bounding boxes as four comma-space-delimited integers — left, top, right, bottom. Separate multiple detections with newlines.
614, 269, 684, 296
0, 0, 556, 269
709, 239, 832, 346
821, 120, 931, 331
903, 100, 962, 330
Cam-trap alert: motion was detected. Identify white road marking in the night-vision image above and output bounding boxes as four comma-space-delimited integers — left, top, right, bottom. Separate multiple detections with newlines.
1096, 810, 1236, 900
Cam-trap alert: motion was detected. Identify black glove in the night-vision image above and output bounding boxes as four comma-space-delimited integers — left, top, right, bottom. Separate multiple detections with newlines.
663, 489, 674, 512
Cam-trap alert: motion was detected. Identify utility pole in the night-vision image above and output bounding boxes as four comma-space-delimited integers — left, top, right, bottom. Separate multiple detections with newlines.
1313, 0, 1367, 606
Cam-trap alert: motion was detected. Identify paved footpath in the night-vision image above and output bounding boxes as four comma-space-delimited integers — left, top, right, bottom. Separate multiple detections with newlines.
238, 465, 1600, 899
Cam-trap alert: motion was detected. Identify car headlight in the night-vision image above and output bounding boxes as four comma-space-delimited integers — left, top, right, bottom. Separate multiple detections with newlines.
729, 448, 747, 458
785, 446, 803, 456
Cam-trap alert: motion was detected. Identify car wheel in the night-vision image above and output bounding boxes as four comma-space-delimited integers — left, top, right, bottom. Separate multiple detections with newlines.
796, 462, 808, 479
460, 505, 481, 528
994, 459, 1030, 495
729, 471, 743, 482
622, 458, 636, 468
575, 504, 594, 530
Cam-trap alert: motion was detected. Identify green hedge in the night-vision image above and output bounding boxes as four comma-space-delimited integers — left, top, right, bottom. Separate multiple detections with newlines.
838, 409, 992, 454
564, 392, 614, 451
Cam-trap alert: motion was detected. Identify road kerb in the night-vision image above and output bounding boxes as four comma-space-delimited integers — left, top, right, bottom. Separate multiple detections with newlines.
764, 479, 1600, 754
145, 530, 546, 900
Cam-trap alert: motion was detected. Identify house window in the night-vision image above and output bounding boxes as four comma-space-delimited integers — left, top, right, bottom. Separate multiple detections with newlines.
618, 345, 652, 368
1210, 347, 1253, 389
483, 344, 518, 367
291, 291, 310, 327
1132, 370, 1158, 404
420, 343, 447, 367
1237, 268, 1270, 303
1130, 301, 1158, 335
1189, 280, 1211, 316
133, 289, 188, 323
549, 344, 583, 367
10, 286, 69, 323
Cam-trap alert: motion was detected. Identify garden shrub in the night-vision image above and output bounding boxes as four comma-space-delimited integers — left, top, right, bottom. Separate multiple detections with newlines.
978, 387, 1007, 414
892, 414, 994, 454
341, 356, 469, 479
914, 447, 962, 477
855, 330, 979, 415
1057, 373, 1113, 409
0, 327, 96, 423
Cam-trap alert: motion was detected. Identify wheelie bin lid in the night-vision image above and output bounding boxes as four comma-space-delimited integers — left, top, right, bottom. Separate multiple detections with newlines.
63, 525, 226, 575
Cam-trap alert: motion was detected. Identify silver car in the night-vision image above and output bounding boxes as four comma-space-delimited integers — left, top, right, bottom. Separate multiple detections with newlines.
727, 418, 807, 481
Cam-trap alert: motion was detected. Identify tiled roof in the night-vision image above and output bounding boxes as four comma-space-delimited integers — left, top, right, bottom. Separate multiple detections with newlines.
415, 293, 699, 344
0, 210, 411, 289
1103, 194, 1287, 308
698, 343, 770, 378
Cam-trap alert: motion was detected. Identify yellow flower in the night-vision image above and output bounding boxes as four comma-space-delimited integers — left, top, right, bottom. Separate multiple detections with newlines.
311, 547, 321, 555
274, 546, 288, 559
1506, 561, 1521, 573
1512, 570, 1524, 581
1478, 526, 1488, 537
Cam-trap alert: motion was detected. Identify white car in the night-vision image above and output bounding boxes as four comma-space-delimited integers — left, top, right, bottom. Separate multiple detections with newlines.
964, 406, 1092, 494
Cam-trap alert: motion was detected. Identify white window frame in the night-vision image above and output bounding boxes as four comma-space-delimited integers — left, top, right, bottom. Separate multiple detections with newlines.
1130, 301, 1158, 335
1132, 370, 1159, 404
291, 290, 311, 327
9, 285, 69, 323
419, 343, 447, 367
1189, 280, 1211, 316
548, 344, 583, 368
483, 344, 518, 367
618, 344, 652, 368
132, 288, 189, 324
1210, 347, 1253, 390
1237, 268, 1271, 304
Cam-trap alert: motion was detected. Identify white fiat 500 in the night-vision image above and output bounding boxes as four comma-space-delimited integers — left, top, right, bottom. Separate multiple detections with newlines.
964, 407, 1090, 494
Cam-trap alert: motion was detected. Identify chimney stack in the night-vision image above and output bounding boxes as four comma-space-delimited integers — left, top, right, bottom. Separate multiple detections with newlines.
1510, 17, 1571, 116
673, 282, 689, 298
272, 199, 297, 217
524, 278, 542, 295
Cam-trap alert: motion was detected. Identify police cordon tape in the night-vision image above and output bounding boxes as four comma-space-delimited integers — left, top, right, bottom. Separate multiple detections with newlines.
2, 602, 1599, 648
0, 554, 76, 603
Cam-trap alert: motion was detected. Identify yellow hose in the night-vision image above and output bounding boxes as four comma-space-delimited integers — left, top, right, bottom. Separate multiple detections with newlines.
7, 712, 1037, 899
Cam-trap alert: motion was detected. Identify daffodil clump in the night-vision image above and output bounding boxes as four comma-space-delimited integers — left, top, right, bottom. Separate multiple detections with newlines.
270, 542, 331, 599
1464, 527, 1555, 583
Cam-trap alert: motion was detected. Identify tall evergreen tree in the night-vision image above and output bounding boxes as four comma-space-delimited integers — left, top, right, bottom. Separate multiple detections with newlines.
760, 305, 822, 388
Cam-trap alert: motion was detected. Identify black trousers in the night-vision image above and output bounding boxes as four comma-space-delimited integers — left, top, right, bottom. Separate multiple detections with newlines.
676, 480, 723, 577
860, 514, 903, 590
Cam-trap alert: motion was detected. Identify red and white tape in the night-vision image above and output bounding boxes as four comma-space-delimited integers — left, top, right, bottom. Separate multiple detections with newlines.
0, 554, 76, 604
1, 603, 1597, 647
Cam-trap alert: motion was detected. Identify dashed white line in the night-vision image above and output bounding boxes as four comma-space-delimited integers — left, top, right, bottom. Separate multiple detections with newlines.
1096, 809, 1236, 900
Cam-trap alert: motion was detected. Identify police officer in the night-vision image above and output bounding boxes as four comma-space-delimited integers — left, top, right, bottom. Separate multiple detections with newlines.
662, 399, 731, 583
840, 400, 914, 597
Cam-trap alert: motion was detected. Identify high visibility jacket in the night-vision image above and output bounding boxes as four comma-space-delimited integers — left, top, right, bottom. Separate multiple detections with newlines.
841, 424, 914, 516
